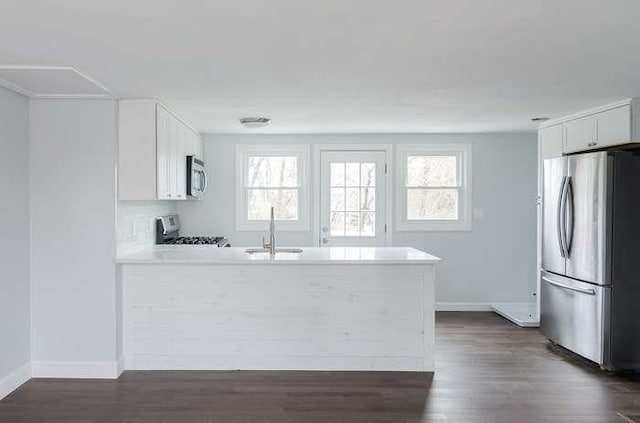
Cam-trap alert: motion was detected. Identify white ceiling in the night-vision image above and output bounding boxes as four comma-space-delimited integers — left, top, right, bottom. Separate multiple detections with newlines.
1, 0, 639, 134
0, 66, 114, 98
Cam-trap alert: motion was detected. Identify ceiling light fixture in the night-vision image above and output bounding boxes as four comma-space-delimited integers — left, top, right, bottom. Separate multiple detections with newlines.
530, 117, 550, 123
239, 117, 271, 128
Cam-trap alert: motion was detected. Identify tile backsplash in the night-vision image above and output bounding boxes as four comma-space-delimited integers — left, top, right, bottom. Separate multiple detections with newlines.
117, 201, 177, 255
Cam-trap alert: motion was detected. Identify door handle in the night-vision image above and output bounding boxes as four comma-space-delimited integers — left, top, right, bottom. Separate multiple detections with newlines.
322, 237, 329, 244
542, 276, 596, 296
557, 176, 568, 258
565, 177, 574, 257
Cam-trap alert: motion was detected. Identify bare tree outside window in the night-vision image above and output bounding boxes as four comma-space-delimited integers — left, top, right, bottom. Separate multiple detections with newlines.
406, 155, 458, 220
329, 162, 376, 236
246, 156, 299, 220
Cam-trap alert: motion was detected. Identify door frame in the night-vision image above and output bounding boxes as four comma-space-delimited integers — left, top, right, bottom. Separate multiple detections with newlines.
312, 144, 394, 247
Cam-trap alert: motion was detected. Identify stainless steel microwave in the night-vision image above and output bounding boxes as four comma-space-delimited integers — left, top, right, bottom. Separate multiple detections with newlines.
186, 156, 207, 199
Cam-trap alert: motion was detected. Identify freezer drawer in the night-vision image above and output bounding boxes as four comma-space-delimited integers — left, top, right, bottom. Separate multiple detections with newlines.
540, 272, 609, 365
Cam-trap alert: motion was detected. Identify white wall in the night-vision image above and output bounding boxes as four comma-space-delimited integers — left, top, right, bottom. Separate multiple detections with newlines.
29, 99, 119, 375
177, 133, 538, 307
0, 86, 31, 396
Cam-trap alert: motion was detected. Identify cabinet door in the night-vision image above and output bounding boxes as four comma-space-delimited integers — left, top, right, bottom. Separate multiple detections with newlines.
564, 115, 596, 154
174, 122, 187, 199
156, 105, 173, 199
539, 124, 563, 159
596, 105, 631, 148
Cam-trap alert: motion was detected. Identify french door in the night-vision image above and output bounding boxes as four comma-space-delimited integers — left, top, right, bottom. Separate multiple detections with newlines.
319, 151, 387, 247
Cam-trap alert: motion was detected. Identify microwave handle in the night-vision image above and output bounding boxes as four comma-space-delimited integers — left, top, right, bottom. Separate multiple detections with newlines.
201, 167, 208, 194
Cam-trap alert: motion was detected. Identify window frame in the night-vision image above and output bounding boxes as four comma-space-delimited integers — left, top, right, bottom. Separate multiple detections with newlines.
236, 144, 310, 231
396, 144, 472, 231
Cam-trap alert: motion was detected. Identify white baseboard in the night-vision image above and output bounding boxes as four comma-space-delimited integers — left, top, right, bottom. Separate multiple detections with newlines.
31, 360, 120, 379
435, 302, 493, 311
0, 362, 31, 401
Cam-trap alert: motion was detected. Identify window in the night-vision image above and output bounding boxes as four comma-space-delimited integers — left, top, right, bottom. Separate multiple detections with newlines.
236, 145, 310, 231
396, 144, 472, 231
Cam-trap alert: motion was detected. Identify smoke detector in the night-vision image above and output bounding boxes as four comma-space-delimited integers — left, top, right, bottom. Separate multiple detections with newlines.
239, 117, 271, 128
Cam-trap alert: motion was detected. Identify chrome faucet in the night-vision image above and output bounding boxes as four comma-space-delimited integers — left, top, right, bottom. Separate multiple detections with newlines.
245, 207, 302, 255
262, 206, 276, 255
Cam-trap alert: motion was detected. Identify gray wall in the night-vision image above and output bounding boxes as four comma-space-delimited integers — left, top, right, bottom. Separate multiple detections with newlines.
0, 87, 31, 383
30, 99, 118, 365
178, 133, 538, 307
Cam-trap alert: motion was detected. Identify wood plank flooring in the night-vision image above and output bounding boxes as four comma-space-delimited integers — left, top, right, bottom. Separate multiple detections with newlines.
2, 312, 640, 422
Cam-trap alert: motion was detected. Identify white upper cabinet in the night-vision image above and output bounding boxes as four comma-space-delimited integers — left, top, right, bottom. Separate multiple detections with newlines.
595, 105, 631, 149
118, 99, 202, 200
564, 115, 596, 154
539, 124, 564, 160
542, 99, 636, 155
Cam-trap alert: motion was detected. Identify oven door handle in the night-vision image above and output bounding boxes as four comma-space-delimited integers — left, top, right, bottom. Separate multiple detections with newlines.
542, 276, 596, 296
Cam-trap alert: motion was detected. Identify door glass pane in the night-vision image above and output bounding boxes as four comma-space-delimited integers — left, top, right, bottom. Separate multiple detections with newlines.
327, 160, 377, 237
330, 212, 345, 236
407, 188, 457, 220
360, 163, 376, 187
330, 163, 345, 186
360, 188, 375, 211
345, 212, 360, 236
331, 188, 345, 211
345, 188, 359, 211
361, 212, 375, 236
346, 163, 360, 186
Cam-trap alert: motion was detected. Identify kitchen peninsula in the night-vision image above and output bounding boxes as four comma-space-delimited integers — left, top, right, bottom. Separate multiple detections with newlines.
116, 246, 440, 372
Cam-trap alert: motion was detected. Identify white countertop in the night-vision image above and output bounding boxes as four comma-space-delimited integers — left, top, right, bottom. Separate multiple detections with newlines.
116, 246, 441, 265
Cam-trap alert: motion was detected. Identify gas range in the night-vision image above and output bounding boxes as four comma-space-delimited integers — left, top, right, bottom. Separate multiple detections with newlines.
156, 215, 230, 247
165, 236, 229, 246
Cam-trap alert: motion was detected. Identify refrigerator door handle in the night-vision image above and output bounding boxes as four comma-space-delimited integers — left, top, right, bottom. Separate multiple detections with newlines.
541, 276, 596, 296
557, 176, 568, 258
565, 177, 575, 257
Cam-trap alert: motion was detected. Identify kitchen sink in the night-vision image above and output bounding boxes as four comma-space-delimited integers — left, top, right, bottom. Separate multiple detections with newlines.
245, 248, 303, 254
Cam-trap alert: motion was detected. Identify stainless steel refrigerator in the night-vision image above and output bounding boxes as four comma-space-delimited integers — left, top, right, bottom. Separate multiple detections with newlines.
541, 150, 640, 371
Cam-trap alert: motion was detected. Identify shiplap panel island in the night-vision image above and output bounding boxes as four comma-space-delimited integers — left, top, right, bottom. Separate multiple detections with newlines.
116, 246, 440, 372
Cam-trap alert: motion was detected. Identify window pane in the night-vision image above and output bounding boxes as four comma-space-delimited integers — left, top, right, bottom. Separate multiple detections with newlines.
330, 188, 345, 212
407, 155, 456, 187
330, 163, 345, 186
407, 188, 458, 220
345, 212, 360, 236
360, 163, 375, 187
330, 212, 345, 236
247, 189, 298, 220
360, 187, 375, 211
346, 188, 359, 211
361, 212, 375, 236
247, 156, 298, 187
346, 163, 360, 186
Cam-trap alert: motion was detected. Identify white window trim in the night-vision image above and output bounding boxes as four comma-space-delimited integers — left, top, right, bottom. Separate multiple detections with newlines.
395, 143, 472, 232
236, 144, 311, 231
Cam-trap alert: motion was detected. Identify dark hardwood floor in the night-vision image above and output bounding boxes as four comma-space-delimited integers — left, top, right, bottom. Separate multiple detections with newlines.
2, 312, 640, 422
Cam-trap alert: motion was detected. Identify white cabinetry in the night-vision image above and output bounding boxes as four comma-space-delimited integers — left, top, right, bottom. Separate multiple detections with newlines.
543, 99, 636, 155
596, 105, 631, 149
118, 99, 203, 200
564, 115, 596, 154
539, 124, 563, 160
